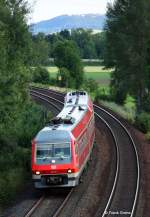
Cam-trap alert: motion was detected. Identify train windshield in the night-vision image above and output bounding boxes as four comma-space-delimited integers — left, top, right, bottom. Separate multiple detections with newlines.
36, 143, 71, 164
35, 130, 72, 164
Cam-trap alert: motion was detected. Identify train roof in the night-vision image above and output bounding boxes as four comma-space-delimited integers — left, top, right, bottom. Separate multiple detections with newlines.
35, 91, 91, 143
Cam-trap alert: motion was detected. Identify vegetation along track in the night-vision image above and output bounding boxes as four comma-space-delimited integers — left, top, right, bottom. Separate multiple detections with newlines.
30, 86, 140, 217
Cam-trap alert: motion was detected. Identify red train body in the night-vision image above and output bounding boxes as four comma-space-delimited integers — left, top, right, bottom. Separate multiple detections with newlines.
32, 91, 95, 188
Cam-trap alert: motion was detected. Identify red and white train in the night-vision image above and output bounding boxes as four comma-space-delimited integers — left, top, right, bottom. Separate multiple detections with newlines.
32, 91, 95, 188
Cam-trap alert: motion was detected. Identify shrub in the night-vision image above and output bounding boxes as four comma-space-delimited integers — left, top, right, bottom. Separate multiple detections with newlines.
124, 94, 136, 122
81, 78, 99, 100
0, 168, 26, 206
100, 100, 129, 119
16, 101, 48, 147
0, 146, 31, 207
15, 100, 53, 148
83, 78, 98, 93
32, 66, 50, 84
136, 112, 150, 133
95, 87, 111, 101
0, 101, 51, 208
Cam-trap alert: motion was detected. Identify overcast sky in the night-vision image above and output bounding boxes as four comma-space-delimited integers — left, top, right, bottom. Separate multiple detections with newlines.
28, 0, 114, 23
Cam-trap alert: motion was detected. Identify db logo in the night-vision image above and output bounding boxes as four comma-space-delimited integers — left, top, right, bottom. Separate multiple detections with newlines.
51, 165, 56, 169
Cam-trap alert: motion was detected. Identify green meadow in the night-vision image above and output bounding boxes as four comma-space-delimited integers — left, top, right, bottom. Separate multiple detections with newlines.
46, 66, 113, 87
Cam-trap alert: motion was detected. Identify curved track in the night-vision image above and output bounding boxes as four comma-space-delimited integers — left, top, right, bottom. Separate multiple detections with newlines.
24, 189, 73, 217
30, 87, 140, 217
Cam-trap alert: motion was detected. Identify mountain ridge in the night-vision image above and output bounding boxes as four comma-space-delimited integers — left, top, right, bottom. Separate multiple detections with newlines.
30, 14, 106, 34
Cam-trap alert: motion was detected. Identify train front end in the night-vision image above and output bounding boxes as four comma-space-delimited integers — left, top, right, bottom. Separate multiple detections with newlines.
32, 129, 78, 188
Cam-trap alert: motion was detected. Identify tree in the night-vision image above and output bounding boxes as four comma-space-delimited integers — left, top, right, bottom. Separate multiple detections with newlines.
30, 33, 49, 65
71, 28, 97, 58
93, 32, 106, 59
59, 29, 71, 40
37, 29, 106, 60
105, 0, 150, 109
0, 0, 31, 146
32, 66, 50, 84
53, 40, 84, 88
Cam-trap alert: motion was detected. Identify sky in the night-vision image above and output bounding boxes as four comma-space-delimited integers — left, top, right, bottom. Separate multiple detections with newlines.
28, 0, 114, 23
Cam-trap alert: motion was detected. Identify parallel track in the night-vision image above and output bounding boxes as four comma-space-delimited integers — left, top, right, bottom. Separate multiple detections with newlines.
29, 87, 140, 217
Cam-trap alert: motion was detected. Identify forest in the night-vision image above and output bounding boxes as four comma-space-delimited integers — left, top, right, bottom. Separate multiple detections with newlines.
0, 0, 50, 207
29, 29, 105, 65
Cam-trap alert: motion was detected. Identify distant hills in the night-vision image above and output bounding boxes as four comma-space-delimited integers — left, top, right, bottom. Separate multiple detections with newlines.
30, 14, 106, 35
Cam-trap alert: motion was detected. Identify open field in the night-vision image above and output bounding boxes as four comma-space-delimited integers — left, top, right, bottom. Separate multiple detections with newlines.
84, 66, 112, 86
46, 66, 113, 87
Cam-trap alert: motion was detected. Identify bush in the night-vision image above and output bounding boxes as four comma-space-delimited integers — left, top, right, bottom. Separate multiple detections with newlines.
0, 148, 29, 172
0, 146, 30, 207
81, 78, 99, 100
100, 100, 129, 119
136, 112, 150, 133
32, 66, 50, 84
16, 101, 49, 147
95, 87, 111, 101
123, 95, 136, 122
83, 78, 98, 93
0, 168, 26, 206
0, 101, 51, 208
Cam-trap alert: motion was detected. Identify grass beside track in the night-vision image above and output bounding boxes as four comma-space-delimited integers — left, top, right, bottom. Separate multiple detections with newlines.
45, 66, 113, 87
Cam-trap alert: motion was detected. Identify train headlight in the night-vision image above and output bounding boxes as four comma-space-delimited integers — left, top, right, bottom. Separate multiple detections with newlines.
35, 171, 40, 175
67, 169, 72, 174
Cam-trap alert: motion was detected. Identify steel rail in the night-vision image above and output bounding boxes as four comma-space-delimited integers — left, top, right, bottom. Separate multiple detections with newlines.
24, 196, 45, 217
30, 86, 66, 96
94, 105, 140, 217
24, 189, 74, 217
52, 189, 74, 217
30, 90, 64, 106
30, 87, 140, 217
30, 92, 61, 111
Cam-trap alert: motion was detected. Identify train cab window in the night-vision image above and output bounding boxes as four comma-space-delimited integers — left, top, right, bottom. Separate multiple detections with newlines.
35, 130, 72, 164
37, 148, 52, 159
54, 143, 71, 158
36, 143, 71, 164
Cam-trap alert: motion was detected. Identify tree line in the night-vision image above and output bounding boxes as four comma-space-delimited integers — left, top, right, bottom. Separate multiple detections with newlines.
29, 29, 106, 66
29, 29, 106, 89
0, 0, 50, 206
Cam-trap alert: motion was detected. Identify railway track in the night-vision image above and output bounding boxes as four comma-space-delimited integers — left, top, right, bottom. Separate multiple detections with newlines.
30, 86, 140, 217
23, 170, 73, 216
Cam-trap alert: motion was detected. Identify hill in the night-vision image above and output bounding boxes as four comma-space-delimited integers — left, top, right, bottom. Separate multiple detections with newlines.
30, 14, 106, 34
